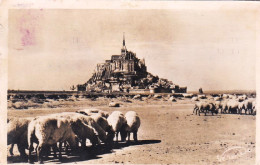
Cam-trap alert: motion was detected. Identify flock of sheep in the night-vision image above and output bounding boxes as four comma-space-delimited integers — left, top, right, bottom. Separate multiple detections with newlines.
193, 94, 256, 116
8, 109, 141, 163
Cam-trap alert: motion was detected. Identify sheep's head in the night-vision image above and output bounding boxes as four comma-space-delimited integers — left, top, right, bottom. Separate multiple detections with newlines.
106, 131, 115, 145
91, 134, 100, 146
106, 125, 114, 133
120, 124, 129, 142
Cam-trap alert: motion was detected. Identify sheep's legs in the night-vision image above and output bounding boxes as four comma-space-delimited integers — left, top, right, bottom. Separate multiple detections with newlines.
17, 143, 27, 160
67, 136, 79, 154
127, 132, 130, 142
66, 142, 70, 154
28, 139, 35, 163
116, 132, 119, 142
58, 142, 62, 161
249, 108, 253, 115
52, 144, 59, 159
81, 139, 87, 149
133, 131, 138, 142
194, 108, 198, 115
37, 144, 44, 164
9, 143, 14, 156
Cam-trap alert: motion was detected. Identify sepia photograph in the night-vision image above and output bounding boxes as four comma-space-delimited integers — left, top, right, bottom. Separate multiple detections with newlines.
4, 1, 259, 164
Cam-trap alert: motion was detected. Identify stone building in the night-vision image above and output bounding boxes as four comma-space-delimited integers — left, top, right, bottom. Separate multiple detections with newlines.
77, 34, 187, 93
90, 34, 147, 87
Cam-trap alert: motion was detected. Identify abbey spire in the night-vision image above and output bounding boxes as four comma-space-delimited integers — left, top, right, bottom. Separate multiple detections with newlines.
121, 33, 127, 56
123, 32, 125, 46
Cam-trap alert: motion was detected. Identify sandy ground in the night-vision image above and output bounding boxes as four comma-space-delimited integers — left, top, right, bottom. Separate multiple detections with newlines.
7, 98, 256, 164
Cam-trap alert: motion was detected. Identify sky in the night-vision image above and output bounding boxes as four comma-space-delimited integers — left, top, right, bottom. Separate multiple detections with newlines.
8, 7, 257, 91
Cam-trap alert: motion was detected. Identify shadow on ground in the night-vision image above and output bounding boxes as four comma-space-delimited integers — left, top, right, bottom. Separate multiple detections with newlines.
7, 140, 161, 164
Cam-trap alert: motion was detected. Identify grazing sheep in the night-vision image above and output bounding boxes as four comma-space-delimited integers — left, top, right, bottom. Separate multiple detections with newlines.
71, 113, 110, 144
214, 97, 222, 101
191, 97, 199, 101
193, 102, 202, 115
75, 111, 114, 138
237, 95, 247, 102
214, 101, 223, 114
228, 94, 237, 99
8, 117, 32, 160
50, 112, 108, 146
252, 101, 256, 115
182, 93, 193, 98
222, 94, 229, 99
46, 112, 103, 156
76, 108, 109, 118
91, 113, 113, 133
89, 113, 115, 145
226, 100, 239, 114
243, 99, 254, 115
197, 95, 207, 99
107, 111, 127, 142
193, 101, 217, 116
212, 100, 229, 114
220, 101, 229, 114
238, 101, 246, 114
121, 111, 141, 142
109, 102, 120, 107
27, 115, 78, 163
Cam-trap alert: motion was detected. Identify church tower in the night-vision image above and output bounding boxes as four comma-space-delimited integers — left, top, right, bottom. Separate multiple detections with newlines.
121, 33, 127, 57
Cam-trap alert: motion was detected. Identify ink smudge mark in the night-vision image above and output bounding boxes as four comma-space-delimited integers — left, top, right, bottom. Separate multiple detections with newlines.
18, 10, 42, 47
20, 28, 35, 46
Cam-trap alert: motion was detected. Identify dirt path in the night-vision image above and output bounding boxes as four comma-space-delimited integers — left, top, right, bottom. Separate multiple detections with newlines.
8, 103, 255, 164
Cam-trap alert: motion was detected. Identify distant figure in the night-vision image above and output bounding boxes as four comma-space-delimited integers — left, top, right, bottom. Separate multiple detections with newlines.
70, 85, 76, 91
199, 88, 203, 94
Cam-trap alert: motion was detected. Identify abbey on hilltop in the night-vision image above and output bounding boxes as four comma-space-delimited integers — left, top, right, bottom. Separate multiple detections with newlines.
77, 34, 187, 94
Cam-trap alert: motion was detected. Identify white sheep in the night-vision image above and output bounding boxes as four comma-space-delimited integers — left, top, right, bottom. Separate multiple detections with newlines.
226, 99, 239, 114
220, 101, 228, 113
91, 113, 113, 133
191, 97, 199, 101
90, 113, 115, 146
238, 101, 246, 114
71, 113, 109, 144
193, 101, 217, 116
252, 100, 256, 115
237, 95, 247, 102
243, 99, 254, 114
50, 112, 108, 146
72, 112, 114, 145
197, 94, 206, 99
123, 111, 141, 142
27, 115, 79, 163
74, 111, 114, 142
107, 111, 127, 142
8, 117, 32, 159
214, 97, 222, 101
